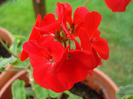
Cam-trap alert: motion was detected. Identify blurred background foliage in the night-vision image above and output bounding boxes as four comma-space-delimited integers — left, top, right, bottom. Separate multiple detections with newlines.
0, 0, 133, 87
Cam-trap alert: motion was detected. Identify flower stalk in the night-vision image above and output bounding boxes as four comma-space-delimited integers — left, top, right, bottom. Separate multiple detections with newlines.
83, 0, 90, 7
27, 67, 38, 99
0, 68, 24, 72
0, 39, 17, 58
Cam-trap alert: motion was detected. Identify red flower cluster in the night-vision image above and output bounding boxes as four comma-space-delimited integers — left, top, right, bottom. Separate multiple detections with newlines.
104, 0, 131, 12
20, 2, 109, 92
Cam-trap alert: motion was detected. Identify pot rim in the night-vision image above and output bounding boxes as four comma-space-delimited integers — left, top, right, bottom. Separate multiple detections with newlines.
0, 27, 14, 46
0, 70, 27, 98
0, 27, 16, 90
84, 68, 119, 99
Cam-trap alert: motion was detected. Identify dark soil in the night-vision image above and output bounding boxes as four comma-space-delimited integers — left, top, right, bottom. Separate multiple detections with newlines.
69, 82, 104, 99
25, 82, 104, 99
0, 40, 11, 74
0, 40, 11, 58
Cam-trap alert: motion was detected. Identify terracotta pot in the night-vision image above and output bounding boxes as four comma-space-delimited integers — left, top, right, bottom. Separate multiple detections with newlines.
0, 27, 14, 46
0, 27, 16, 90
82, 68, 119, 99
0, 70, 29, 99
0, 68, 119, 99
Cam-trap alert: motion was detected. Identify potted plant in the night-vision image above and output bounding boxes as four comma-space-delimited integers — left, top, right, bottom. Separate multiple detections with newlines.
0, 0, 131, 99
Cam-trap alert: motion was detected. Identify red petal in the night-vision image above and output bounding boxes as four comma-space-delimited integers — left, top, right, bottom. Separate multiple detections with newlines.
88, 70, 93, 76
73, 7, 89, 30
30, 47, 99, 92
62, 3, 73, 25
29, 15, 42, 40
78, 28, 92, 51
48, 41, 64, 62
33, 63, 74, 92
92, 48, 102, 66
92, 37, 109, 60
20, 50, 29, 61
57, 57, 88, 87
92, 30, 101, 38
56, 2, 63, 23
41, 13, 56, 26
34, 21, 60, 35
49, 46, 70, 74
29, 46, 72, 92
104, 0, 131, 12
20, 15, 42, 61
23, 41, 43, 58
37, 36, 54, 47
83, 11, 102, 37
69, 50, 98, 69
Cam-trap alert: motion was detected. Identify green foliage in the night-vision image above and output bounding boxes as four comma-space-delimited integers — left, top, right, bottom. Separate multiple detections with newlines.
34, 83, 60, 99
65, 91, 83, 99
9, 35, 29, 68
34, 84, 48, 99
123, 95, 133, 99
12, 58, 30, 68
116, 85, 133, 99
0, 57, 17, 68
48, 89, 60, 98
10, 35, 28, 55
11, 79, 26, 99
25, 87, 35, 98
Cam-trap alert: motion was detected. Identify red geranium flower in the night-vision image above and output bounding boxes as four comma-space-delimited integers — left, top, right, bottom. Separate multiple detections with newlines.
23, 36, 97, 92
78, 11, 109, 60
104, 0, 131, 12
20, 2, 110, 93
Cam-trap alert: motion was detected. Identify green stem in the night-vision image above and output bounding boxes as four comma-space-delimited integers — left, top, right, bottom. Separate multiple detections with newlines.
28, 67, 38, 99
57, 92, 64, 99
83, 0, 90, 7
0, 68, 24, 72
0, 39, 17, 58
69, 40, 71, 50
63, 41, 66, 48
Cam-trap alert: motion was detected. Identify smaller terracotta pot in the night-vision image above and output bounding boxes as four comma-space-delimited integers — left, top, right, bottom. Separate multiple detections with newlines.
82, 68, 119, 99
0, 70, 29, 99
0, 27, 16, 90
0, 27, 14, 46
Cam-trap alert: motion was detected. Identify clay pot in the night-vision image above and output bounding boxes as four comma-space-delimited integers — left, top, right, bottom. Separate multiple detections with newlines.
0, 27, 13, 46
0, 70, 29, 99
0, 27, 16, 90
0, 68, 119, 99
82, 68, 119, 99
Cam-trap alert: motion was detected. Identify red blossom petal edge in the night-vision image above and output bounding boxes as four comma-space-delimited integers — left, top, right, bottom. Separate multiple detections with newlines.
104, 0, 131, 12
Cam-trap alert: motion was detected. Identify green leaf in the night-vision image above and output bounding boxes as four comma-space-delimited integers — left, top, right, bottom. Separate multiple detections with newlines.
116, 85, 133, 99
48, 89, 60, 98
34, 83, 48, 99
65, 91, 83, 99
12, 58, 30, 68
11, 35, 25, 40
11, 79, 26, 99
25, 87, 34, 98
10, 35, 28, 55
0, 57, 17, 68
10, 39, 18, 55
123, 95, 133, 99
